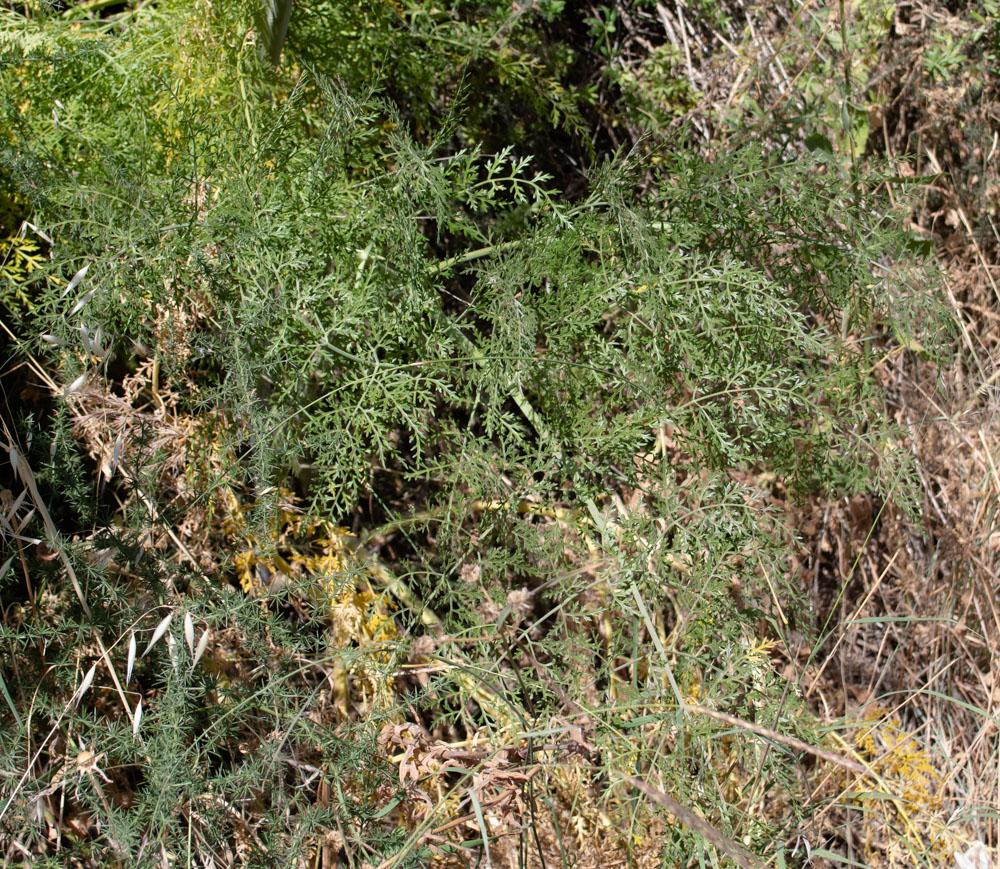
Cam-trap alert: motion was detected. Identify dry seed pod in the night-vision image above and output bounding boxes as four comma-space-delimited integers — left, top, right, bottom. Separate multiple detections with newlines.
64, 372, 88, 396
142, 611, 174, 658
126, 632, 136, 686
75, 664, 97, 706
166, 632, 178, 671
67, 289, 95, 318
184, 613, 195, 656
192, 629, 210, 669
61, 263, 89, 298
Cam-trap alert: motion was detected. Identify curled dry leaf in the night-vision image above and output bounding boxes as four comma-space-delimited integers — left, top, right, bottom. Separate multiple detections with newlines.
955, 843, 992, 869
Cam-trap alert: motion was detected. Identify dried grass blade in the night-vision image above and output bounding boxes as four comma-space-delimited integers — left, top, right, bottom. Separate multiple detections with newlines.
7, 486, 28, 518
166, 632, 178, 670
14, 506, 36, 534
623, 775, 762, 869
0, 667, 23, 728
469, 789, 492, 869
109, 431, 124, 478
7, 441, 23, 479
688, 705, 867, 775
132, 698, 142, 737
629, 581, 685, 708
11, 533, 42, 545
25, 221, 52, 244
4, 438, 90, 618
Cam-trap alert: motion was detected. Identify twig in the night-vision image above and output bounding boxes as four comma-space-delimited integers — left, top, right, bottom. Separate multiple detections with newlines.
623, 774, 763, 869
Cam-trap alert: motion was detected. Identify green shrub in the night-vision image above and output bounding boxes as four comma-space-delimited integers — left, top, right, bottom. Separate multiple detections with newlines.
0, 1, 940, 865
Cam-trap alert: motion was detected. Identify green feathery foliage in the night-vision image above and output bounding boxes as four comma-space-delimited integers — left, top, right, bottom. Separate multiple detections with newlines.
0, 0, 942, 866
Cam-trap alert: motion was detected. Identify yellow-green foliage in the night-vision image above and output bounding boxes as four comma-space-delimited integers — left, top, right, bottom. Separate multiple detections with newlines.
850, 707, 959, 866
0, 232, 44, 310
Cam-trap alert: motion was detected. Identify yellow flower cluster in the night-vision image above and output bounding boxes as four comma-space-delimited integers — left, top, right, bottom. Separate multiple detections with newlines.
855, 709, 942, 813
224, 488, 399, 718
849, 706, 959, 867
